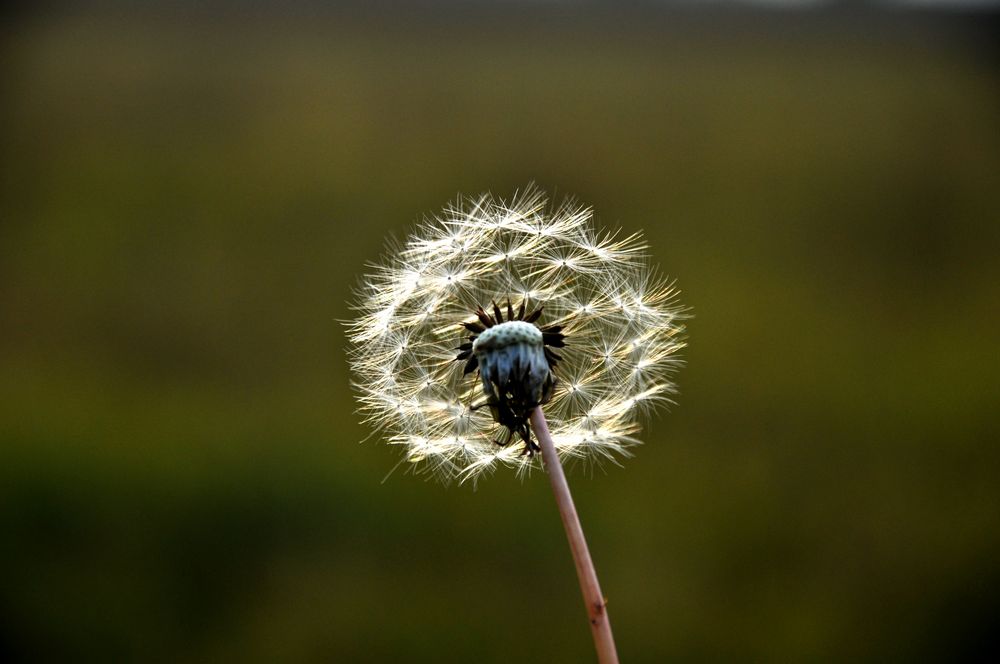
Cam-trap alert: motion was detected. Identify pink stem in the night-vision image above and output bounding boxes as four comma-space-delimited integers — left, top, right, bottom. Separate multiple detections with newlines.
530, 407, 620, 664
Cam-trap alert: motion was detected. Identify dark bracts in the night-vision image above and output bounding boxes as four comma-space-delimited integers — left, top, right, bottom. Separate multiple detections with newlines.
455, 299, 566, 455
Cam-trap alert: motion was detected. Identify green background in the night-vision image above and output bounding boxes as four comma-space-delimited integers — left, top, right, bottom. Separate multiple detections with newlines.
2, 5, 998, 662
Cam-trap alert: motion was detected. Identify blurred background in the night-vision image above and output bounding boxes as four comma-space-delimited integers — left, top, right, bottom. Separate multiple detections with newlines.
2, 1, 999, 662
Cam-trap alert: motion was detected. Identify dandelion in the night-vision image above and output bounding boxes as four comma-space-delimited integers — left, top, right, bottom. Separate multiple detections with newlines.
345, 186, 685, 663
347, 187, 685, 481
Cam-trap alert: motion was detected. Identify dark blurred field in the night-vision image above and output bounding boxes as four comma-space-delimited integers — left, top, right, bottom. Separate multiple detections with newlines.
2, 4, 999, 662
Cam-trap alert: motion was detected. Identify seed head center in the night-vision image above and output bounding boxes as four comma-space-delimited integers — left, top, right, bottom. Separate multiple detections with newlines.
472, 321, 543, 355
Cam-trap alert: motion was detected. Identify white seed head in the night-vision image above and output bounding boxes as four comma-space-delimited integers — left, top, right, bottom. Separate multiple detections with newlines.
345, 185, 686, 483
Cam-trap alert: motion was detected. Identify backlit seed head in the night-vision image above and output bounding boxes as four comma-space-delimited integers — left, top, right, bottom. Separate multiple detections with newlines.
345, 185, 686, 483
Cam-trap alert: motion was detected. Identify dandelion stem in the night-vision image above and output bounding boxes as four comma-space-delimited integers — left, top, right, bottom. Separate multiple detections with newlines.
530, 407, 620, 664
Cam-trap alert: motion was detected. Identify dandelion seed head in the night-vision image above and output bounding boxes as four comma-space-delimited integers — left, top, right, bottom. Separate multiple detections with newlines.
346, 186, 685, 483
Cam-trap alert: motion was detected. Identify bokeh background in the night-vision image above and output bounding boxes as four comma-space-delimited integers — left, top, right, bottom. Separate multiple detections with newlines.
2, 1, 999, 662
